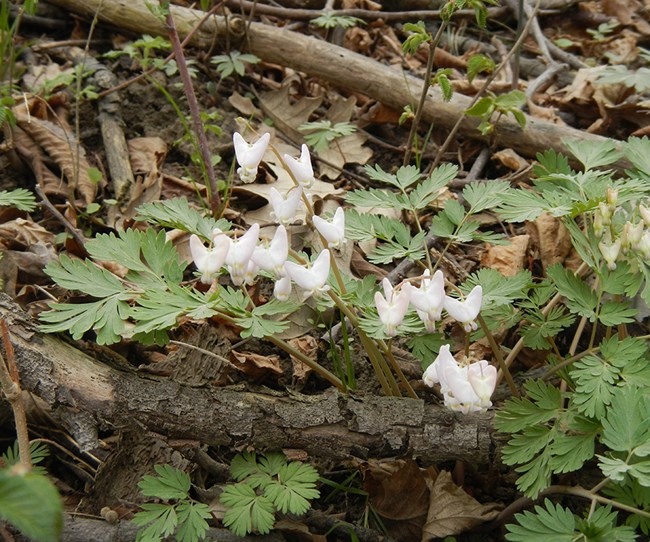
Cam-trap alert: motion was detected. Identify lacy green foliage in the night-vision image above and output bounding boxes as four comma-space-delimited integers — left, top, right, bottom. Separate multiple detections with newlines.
0, 468, 63, 542
506, 499, 636, 541
134, 465, 211, 542
298, 120, 357, 152
220, 451, 320, 536
40, 222, 298, 345
1, 441, 50, 475
0, 188, 36, 211
310, 12, 363, 29
210, 51, 260, 79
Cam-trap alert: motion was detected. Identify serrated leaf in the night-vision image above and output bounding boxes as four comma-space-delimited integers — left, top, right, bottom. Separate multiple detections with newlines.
442, 199, 466, 225
139, 465, 191, 500
263, 462, 320, 515
505, 499, 576, 542
221, 483, 275, 536
462, 180, 511, 213
258, 453, 289, 477
501, 425, 554, 466
137, 197, 230, 239
407, 333, 447, 365
521, 306, 575, 350
601, 385, 650, 454
494, 380, 562, 433
364, 164, 421, 190
496, 189, 559, 222
461, 268, 531, 307
546, 264, 597, 320
345, 188, 407, 210
534, 149, 574, 177
45, 255, 124, 297
466, 97, 494, 117
0, 188, 37, 211
563, 138, 622, 171
467, 53, 495, 83
570, 354, 620, 419
408, 163, 458, 210
598, 301, 638, 326
548, 431, 595, 473
176, 501, 211, 542
0, 470, 63, 542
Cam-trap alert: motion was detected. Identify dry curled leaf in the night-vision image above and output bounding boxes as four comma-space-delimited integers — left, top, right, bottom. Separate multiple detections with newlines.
230, 350, 283, 380
481, 235, 530, 276
422, 470, 501, 540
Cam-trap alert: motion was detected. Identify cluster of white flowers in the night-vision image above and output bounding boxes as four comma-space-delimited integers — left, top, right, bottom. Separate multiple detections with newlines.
374, 270, 483, 337
422, 345, 497, 414
594, 188, 650, 269
189, 133, 345, 301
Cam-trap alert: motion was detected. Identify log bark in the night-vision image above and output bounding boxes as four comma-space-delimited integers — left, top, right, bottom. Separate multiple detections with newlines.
44, 0, 629, 166
2, 294, 496, 464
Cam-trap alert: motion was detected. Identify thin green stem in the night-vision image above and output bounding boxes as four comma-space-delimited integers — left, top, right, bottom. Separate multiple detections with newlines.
477, 314, 519, 398
383, 339, 418, 399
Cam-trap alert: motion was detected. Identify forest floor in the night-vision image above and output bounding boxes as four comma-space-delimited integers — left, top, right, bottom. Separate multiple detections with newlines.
1, 0, 649, 541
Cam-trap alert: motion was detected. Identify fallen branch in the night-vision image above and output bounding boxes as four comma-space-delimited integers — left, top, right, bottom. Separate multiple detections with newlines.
44, 0, 629, 165
2, 295, 496, 463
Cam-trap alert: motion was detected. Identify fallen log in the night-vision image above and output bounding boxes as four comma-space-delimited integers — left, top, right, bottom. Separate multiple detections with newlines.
2, 295, 496, 464
44, 0, 627, 165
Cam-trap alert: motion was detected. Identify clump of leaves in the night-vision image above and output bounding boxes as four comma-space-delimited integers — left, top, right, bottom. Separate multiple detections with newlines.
133, 465, 212, 542
310, 12, 363, 29
298, 120, 357, 152
220, 451, 320, 536
211, 51, 260, 79
465, 89, 527, 135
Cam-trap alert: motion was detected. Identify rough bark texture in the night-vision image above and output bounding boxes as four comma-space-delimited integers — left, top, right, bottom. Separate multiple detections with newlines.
2, 295, 496, 464
44, 0, 629, 166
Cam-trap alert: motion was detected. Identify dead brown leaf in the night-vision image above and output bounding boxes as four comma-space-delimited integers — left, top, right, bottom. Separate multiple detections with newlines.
364, 459, 433, 542
481, 235, 530, 276
526, 212, 572, 270
287, 336, 318, 384
230, 351, 283, 380
259, 85, 323, 144
492, 149, 529, 171
422, 470, 501, 540
0, 218, 56, 249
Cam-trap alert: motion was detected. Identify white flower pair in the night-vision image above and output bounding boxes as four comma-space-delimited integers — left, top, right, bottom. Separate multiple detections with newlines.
422, 345, 497, 414
374, 270, 483, 337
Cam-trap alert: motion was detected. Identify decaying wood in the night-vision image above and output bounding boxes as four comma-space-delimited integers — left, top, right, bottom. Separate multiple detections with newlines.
1, 295, 496, 464
44, 0, 629, 166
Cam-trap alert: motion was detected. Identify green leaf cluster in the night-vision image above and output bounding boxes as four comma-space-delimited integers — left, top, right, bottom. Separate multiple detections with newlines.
211, 51, 260, 78
0, 188, 36, 211
310, 13, 363, 29
465, 90, 526, 135
220, 451, 320, 536
299, 120, 357, 152
134, 465, 211, 542
506, 499, 636, 541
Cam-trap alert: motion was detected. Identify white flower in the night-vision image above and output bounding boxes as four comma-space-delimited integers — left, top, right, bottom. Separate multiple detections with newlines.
405, 269, 445, 333
284, 144, 315, 188
640, 205, 650, 227
225, 224, 260, 286
467, 360, 497, 410
621, 221, 644, 251
251, 225, 288, 277
635, 230, 650, 259
233, 132, 270, 183
374, 278, 411, 337
423, 345, 495, 414
598, 238, 621, 270
273, 274, 292, 301
313, 207, 345, 249
444, 285, 483, 332
189, 233, 229, 284
269, 186, 304, 226
284, 249, 331, 300
243, 260, 259, 286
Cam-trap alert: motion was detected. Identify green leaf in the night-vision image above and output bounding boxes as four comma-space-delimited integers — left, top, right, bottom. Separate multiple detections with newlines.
546, 264, 597, 320
505, 499, 576, 542
231, 451, 283, 488
462, 180, 511, 213
345, 187, 407, 210
461, 268, 531, 307
39, 296, 130, 345
407, 333, 447, 365
44, 255, 124, 297
137, 197, 230, 240
310, 13, 363, 29
263, 461, 320, 515
598, 301, 638, 326
534, 149, 574, 176
442, 199, 466, 225
495, 89, 526, 109
221, 483, 276, 536
0, 188, 37, 211
466, 96, 494, 117
494, 380, 562, 433
1, 441, 50, 474
601, 385, 650, 454
576, 505, 637, 542
563, 138, 622, 171
521, 306, 575, 350
501, 425, 554, 467
134, 505, 177, 542
0, 470, 63, 542
364, 164, 421, 190
176, 501, 211, 542
497, 189, 564, 222
467, 53, 495, 83
139, 464, 191, 500
624, 136, 650, 176
547, 430, 596, 473
408, 163, 458, 210
299, 121, 357, 152
570, 354, 620, 419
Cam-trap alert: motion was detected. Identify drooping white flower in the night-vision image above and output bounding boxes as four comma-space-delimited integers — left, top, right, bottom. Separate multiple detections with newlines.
273, 274, 292, 301
225, 223, 260, 286
640, 205, 650, 227
233, 132, 270, 183
269, 186, 304, 226
284, 144, 315, 188
444, 285, 483, 332
251, 225, 288, 277
467, 360, 497, 410
284, 249, 331, 300
423, 345, 495, 414
374, 278, 411, 337
621, 221, 644, 252
313, 207, 345, 249
405, 269, 445, 333
635, 230, 650, 259
598, 238, 621, 270
243, 260, 259, 286
189, 233, 230, 284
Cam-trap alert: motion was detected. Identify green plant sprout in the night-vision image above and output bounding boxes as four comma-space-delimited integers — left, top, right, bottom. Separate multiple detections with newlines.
298, 120, 357, 152
465, 89, 527, 135
586, 21, 620, 42
210, 51, 260, 79
310, 12, 363, 29
0, 188, 36, 212
133, 464, 212, 542
219, 451, 320, 536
